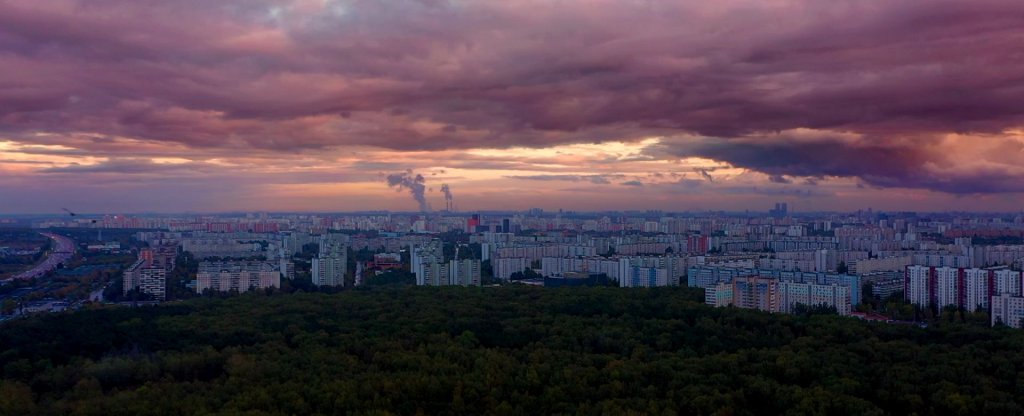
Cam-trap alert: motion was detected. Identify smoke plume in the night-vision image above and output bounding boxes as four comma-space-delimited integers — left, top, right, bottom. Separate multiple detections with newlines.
440, 184, 453, 211
386, 170, 428, 211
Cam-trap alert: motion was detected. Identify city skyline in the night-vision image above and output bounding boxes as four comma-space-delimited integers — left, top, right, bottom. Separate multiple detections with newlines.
6, 2, 1024, 413
3, 1, 1024, 213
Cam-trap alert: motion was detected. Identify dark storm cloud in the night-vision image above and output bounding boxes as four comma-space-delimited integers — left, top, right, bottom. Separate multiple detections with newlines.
1, 0, 1024, 193
653, 135, 1024, 194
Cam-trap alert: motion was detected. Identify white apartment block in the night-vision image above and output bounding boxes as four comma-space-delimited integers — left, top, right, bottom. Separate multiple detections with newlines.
994, 269, 1023, 296
935, 267, 960, 309
123, 248, 172, 301
850, 256, 912, 275
449, 259, 481, 286
416, 260, 482, 287
493, 257, 528, 280
964, 268, 990, 311
618, 258, 670, 287
708, 278, 851, 316
776, 282, 852, 315
123, 261, 166, 301
905, 265, 932, 307
991, 293, 1024, 328
906, 265, 1020, 313
419, 262, 449, 286
197, 261, 281, 293
411, 240, 443, 285
312, 236, 347, 287
312, 256, 346, 287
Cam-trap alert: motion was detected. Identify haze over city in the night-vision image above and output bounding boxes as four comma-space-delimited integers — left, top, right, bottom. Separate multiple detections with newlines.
3, 0, 1024, 213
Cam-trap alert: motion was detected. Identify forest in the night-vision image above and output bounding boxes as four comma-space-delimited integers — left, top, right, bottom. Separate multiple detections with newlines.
3, 286, 1024, 415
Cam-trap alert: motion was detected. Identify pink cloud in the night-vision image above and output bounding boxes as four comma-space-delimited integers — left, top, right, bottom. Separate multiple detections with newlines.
1, 0, 1024, 209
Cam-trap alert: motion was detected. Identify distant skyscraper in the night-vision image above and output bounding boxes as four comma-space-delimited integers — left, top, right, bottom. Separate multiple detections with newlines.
770, 202, 788, 218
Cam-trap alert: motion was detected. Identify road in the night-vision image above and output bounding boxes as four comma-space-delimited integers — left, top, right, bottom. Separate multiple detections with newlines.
6, 233, 76, 281
88, 282, 109, 302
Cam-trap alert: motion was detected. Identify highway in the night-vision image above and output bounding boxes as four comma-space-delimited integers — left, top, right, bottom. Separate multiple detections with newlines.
6, 233, 76, 281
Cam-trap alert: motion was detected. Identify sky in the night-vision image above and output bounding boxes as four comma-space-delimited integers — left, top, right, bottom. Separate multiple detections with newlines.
2, 0, 1024, 214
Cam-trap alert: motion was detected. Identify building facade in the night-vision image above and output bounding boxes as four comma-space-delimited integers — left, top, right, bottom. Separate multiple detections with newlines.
991, 293, 1024, 328
905, 265, 1019, 312
706, 276, 851, 316
122, 247, 172, 300
312, 236, 347, 287
197, 261, 281, 293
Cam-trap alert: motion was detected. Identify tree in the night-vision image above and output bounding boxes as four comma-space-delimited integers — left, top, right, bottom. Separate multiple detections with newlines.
0, 381, 36, 415
3, 286, 1024, 415
362, 270, 415, 287
837, 261, 849, 274
1, 299, 15, 315
791, 302, 839, 316
480, 260, 500, 285
166, 252, 198, 301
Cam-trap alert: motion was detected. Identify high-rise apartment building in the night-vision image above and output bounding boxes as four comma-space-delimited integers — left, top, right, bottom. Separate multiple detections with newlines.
312, 235, 347, 287
412, 239, 444, 285
905, 265, 932, 307
964, 268, 991, 311
123, 248, 170, 300
991, 293, 1024, 328
494, 257, 528, 280
420, 262, 450, 286
416, 260, 482, 287
994, 269, 1023, 297
449, 259, 482, 286
905, 266, 1020, 312
935, 267, 960, 309
733, 276, 779, 312
411, 239, 481, 286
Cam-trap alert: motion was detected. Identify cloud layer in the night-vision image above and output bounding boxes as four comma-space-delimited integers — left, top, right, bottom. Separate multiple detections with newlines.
2, 0, 1024, 211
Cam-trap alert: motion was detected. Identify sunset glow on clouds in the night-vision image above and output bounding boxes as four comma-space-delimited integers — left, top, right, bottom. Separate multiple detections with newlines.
2, 0, 1024, 213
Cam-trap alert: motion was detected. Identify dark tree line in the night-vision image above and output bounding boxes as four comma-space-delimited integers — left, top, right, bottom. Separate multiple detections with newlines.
2, 286, 1024, 415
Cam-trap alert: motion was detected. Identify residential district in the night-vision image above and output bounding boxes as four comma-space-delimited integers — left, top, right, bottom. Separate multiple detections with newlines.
4, 204, 1024, 327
